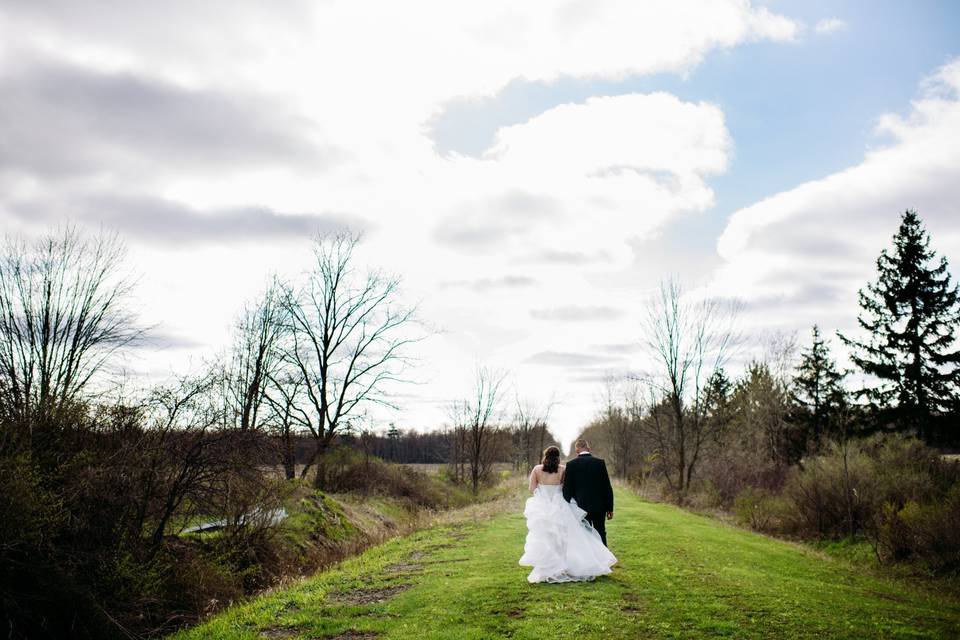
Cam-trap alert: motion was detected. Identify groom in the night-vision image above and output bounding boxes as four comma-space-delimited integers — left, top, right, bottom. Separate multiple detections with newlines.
562, 438, 614, 546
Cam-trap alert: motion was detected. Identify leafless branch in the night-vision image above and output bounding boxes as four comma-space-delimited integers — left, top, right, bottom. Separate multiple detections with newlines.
0, 225, 142, 446
641, 278, 740, 495
278, 232, 420, 484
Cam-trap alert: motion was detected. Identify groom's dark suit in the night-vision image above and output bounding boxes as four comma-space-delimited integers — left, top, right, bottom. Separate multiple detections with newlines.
562, 452, 614, 546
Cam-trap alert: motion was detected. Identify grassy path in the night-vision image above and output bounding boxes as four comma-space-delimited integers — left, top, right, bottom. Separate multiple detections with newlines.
174, 488, 960, 639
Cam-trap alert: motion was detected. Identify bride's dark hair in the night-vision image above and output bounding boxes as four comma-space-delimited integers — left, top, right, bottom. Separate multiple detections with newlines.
541, 446, 561, 474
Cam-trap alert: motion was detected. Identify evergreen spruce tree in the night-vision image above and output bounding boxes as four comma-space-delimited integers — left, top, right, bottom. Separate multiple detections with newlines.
703, 368, 733, 432
839, 210, 960, 440
387, 422, 400, 461
793, 325, 847, 444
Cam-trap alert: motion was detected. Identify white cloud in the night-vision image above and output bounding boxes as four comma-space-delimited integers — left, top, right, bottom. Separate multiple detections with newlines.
814, 18, 848, 35
485, 94, 729, 177
710, 57, 960, 347
427, 93, 731, 270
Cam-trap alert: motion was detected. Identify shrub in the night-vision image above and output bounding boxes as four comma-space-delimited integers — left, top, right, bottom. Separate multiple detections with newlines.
767, 433, 960, 574
733, 487, 789, 533
871, 483, 960, 574
699, 452, 788, 509
779, 440, 878, 538
0, 453, 86, 639
860, 434, 956, 505
313, 446, 467, 509
697, 419, 789, 509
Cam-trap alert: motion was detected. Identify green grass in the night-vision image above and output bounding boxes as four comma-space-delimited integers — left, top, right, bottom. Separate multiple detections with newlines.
813, 537, 880, 567
172, 487, 960, 639
285, 491, 358, 543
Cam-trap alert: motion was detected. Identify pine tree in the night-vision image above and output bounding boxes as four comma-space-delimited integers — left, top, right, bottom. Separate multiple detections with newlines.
387, 422, 400, 461
702, 368, 735, 450
793, 325, 847, 444
704, 368, 733, 422
839, 210, 960, 440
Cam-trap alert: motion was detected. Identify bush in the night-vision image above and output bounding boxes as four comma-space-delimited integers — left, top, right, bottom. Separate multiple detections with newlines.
0, 389, 292, 639
313, 446, 468, 509
697, 422, 789, 509
733, 487, 789, 533
779, 441, 877, 538
871, 483, 960, 574
765, 433, 960, 574
0, 453, 90, 640
776, 434, 959, 539
861, 434, 957, 505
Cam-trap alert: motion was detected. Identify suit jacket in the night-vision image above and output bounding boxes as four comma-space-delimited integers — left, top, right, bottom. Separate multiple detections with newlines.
562, 453, 614, 514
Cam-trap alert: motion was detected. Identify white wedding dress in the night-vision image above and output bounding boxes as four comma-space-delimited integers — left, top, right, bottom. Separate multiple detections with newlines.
519, 484, 617, 583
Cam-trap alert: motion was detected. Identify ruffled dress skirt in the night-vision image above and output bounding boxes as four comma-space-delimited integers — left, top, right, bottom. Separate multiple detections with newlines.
518, 484, 617, 583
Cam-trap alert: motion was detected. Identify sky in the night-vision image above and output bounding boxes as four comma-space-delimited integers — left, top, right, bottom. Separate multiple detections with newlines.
1, 1, 958, 450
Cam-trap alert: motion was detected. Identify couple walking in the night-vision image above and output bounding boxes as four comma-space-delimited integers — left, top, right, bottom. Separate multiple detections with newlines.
519, 439, 617, 583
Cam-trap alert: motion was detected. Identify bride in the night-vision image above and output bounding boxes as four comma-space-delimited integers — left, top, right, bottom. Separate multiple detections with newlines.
519, 446, 617, 583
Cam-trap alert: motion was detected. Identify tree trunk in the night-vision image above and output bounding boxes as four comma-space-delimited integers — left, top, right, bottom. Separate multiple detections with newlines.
282, 430, 295, 480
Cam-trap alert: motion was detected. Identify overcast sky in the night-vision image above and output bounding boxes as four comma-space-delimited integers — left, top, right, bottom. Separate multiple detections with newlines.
1, 1, 958, 449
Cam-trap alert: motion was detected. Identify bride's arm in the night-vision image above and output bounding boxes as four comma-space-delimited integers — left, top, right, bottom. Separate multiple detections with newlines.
528, 466, 540, 493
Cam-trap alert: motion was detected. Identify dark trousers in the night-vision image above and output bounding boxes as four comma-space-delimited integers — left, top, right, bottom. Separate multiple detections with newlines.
586, 511, 607, 547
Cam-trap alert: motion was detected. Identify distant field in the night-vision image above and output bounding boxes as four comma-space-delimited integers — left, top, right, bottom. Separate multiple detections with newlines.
262, 462, 518, 479
402, 462, 515, 476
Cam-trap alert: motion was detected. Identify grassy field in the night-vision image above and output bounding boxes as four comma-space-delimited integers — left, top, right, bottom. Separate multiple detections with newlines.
172, 486, 960, 639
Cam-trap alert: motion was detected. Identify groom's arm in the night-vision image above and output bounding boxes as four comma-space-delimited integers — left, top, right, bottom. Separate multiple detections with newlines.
562, 462, 574, 502
600, 459, 614, 514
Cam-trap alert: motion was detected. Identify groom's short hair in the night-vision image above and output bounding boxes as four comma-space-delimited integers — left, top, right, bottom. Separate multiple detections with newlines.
574, 438, 589, 450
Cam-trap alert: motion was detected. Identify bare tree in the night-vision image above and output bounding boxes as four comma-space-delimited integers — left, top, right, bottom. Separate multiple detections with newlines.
225, 279, 284, 431
642, 279, 739, 497
280, 233, 417, 484
117, 369, 271, 557
262, 368, 308, 479
450, 367, 507, 494
0, 226, 140, 447
512, 395, 553, 470
600, 375, 643, 479
762, 330, 798, 386
358, 427, 378, 468
139, 371, 223, 552
448, 423, 468, 485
